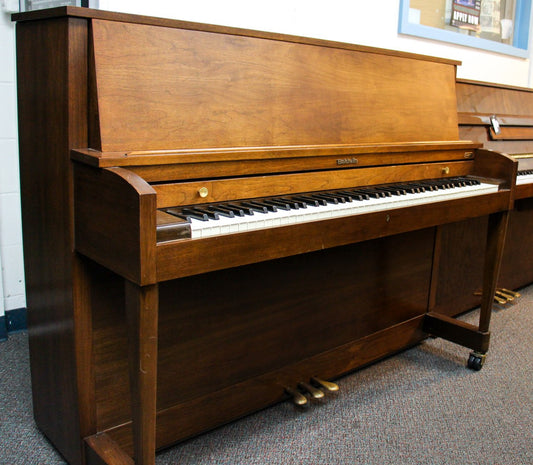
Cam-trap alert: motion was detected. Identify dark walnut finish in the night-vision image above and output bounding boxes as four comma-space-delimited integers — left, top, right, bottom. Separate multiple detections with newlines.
14, 7, 516, 465
432, 79, 533, 316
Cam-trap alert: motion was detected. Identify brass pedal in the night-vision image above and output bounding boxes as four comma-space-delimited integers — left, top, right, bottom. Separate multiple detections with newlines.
311, 377, 339, 392
495, 290, 514, 303
497, 288, 521, 299
474, 290, 509, 305
298, 382, 324, 399
284, 387, 308, 406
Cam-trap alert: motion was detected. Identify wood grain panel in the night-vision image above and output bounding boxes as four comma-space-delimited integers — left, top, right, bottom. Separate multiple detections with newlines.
92, 231, 433, 447
459, 126, 533, 154
153, 161, 475, 208
74, 165, 157, 285
108, 316, 427, 454
91, 19, 459, 152
16, 17, 90, 465
457, 79, 533, 117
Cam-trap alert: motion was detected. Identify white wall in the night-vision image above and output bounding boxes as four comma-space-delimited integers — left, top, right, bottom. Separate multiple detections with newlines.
0, 0, 532, 316
0, 10, 25, 315
98, 0, 533, 87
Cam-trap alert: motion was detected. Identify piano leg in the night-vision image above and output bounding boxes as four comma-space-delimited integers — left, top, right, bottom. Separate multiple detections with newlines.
479, 211, 510, 333
424, 210, 510, 370
125, 282, 159, 465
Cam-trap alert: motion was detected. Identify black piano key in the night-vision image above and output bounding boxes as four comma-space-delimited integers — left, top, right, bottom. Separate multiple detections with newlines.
372, 187, 394, 196
351, 188, 385, 199
321, 193, 347, 203
207, 207, 236, 218
263, 199, 292, 210
246, 200, 278, 212
169, 208, 210, 222
415, 182, 438, 191
339, 190, 369, 201
213, 204, 245, 217
310, 194, 338, 204
294, 195, 328, 206
277, 197, 305, 209
330, 192, 354, 202
190, 207, 222, 220
162, 209, 193, 223
375, 186, 405, 196
240, 201, 271, 213
226, 203, 254, 215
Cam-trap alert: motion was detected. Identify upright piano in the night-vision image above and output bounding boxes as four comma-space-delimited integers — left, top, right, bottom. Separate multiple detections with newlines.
14, 7, 516, 465
432, 79, 533, 316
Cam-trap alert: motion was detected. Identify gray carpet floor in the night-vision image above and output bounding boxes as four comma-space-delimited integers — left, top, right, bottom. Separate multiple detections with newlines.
1, 287, 532, 465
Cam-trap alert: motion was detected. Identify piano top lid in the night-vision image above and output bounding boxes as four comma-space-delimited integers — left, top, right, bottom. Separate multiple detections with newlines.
16, 7, 464, 155
13, 6, 460, 66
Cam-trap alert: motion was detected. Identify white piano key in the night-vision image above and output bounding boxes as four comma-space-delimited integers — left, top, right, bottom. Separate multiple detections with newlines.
516, 173, 533, 185
183, 181, 499, 239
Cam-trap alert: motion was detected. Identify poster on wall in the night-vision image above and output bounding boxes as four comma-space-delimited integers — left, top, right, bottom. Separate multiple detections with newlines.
451, 0, 482, 31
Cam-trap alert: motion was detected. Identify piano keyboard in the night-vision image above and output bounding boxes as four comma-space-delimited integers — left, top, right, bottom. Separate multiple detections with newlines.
516, 169, 533, 185
160, 177, 499, 240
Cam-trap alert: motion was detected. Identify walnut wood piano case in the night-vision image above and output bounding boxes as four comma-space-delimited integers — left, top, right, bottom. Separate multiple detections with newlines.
14, 7, 516, 465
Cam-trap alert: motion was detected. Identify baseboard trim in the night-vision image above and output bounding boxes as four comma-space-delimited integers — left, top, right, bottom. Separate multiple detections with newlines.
0, 316, 6, 341
2, 308, 27, 339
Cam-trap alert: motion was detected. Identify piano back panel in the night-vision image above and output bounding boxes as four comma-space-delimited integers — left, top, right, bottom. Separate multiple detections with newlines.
456, 79, 533, 116
458, 126, 533, 154
457, 79, 533, 153
90, 19, 459, 153
90, 229, 434, 446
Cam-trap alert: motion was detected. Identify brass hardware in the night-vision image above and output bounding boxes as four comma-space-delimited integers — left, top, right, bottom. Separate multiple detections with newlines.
497, 288, 521, 299
298, 382, 324, 399
495, 290, 514, 302
464, 152, 474, 159
285, 387, 308, 406
473, 290, 509, 305
311, 377, 339, 392
198, 187, 209, 198
442, 166, 450, 175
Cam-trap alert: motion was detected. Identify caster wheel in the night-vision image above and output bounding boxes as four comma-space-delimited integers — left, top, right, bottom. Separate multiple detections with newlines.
467, 352, 486, 371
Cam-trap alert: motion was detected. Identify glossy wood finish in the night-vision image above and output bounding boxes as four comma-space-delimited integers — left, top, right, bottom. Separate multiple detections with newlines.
88, 18, 458, 153
89, 233, 433, 452
85, 434, 134, 465
16, 16, 91, 465
125, 283, 158, 465
14, 8, 516, 465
